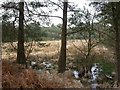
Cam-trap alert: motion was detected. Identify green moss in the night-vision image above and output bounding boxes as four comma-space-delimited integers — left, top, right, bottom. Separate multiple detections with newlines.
101, 61, 115, 75
92, 56, 116, 75
41, 37, 55, 41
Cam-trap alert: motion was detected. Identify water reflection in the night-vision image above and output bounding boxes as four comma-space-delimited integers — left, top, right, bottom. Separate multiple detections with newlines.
73, 70, 79, 79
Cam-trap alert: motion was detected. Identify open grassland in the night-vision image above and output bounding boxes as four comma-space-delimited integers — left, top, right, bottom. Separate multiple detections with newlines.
2, 40, 115, 63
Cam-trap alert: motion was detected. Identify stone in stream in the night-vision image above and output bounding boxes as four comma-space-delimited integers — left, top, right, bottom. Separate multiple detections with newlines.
81, 78, 88, 83
97, 77, 103, 83
64, 70, 74, 78
84, 73, 93, 79
111, 71, 116, 77
105, 74, 113, 79
78, 69, 85, 78
31, 61, 36, 65
91, 83, 98, 88
100, 82, 111, 88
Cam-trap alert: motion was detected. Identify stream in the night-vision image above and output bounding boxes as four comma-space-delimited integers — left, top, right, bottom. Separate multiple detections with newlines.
31, 61, 113, 88
89, 63, 102, 88
73, 63, 102, 88
31, 61, 102, 88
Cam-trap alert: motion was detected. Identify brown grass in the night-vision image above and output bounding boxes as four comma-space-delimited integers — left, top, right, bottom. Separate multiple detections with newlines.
2, 40, 116, 88
2, 61, 67, 88
2, 61, 44, 88
2, 61, 83, 88
2, 40, 115, 64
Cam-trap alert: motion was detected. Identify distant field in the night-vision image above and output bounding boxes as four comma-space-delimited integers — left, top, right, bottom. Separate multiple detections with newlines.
2, 40, 115, 63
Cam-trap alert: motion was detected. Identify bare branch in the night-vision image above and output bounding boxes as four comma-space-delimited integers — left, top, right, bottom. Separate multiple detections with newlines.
71, 40, 87, 57
48, 0, 63, 10
2, 4, 19, 10
25, 2, 63, 20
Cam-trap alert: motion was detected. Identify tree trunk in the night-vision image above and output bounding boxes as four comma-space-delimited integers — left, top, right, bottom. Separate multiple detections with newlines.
17, 1, 26, 65
112, 3, 120, 86
58, 1, 68, 73
87, 23, 92, 59
114, 18, 120, 86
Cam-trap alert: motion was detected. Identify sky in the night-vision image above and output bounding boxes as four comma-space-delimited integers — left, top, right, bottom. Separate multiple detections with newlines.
50, 0, 93, 25
0, 0, 94, 26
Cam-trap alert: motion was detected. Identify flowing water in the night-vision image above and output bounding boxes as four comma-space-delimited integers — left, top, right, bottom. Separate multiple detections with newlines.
88, 63, 102, 88
73, 63, 102, 88
73, 70, 79, 79
31, 61, 105, 88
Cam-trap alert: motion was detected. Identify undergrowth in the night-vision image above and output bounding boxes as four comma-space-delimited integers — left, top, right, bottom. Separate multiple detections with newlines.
2, 61, 62, 88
